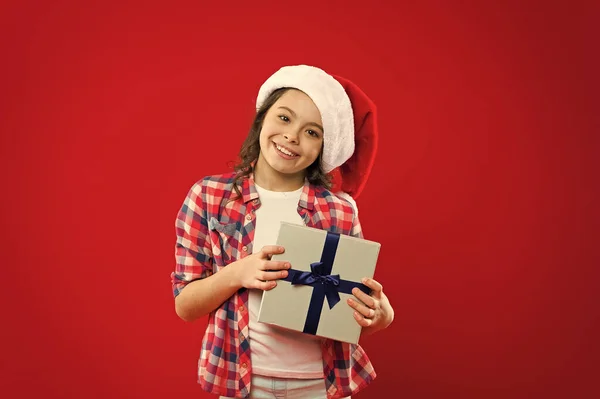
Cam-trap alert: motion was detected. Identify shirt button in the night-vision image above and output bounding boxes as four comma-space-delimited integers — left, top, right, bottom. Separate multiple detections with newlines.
242, 246, 248, 252
246, 214, 252, 221
239, 305, 245, 312
241, 362, 248, 369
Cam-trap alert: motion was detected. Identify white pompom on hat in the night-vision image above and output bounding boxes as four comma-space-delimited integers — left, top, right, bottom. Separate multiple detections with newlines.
256, 65, 378, 199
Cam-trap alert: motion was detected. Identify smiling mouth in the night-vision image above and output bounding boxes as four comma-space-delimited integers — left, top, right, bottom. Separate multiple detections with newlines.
273, 142, 299, 157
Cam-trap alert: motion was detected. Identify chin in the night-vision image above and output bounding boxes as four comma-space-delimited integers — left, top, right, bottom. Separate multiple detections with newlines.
259, 144, 316, 177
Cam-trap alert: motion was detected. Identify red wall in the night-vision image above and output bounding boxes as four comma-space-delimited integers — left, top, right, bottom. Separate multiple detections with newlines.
1, 1, 598, 398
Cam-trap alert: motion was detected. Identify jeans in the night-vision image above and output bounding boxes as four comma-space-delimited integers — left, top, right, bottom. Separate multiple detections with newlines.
219, 374, 350, 399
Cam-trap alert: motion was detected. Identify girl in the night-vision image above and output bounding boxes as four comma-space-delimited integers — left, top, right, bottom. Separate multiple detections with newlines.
171, 65, 394, 399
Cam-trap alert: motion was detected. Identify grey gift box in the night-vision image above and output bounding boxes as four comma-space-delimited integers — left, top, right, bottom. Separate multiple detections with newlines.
257, 222, 381, 344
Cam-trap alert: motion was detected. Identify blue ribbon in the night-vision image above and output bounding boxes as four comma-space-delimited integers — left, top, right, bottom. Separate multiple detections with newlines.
289, 261, 342, 308
282, 232, 371, 335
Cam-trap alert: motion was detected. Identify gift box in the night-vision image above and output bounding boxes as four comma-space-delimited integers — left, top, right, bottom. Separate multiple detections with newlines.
257, 222, 381, 344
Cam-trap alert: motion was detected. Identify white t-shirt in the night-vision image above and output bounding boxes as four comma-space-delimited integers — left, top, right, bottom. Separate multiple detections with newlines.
247, 183, 324, 379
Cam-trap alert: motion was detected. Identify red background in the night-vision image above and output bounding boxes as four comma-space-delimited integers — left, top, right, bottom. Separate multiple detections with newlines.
1, 1, 598, 398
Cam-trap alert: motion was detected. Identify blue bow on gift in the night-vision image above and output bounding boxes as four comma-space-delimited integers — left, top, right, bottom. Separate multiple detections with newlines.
289, 262, 342, 309
280, 231, 371, 335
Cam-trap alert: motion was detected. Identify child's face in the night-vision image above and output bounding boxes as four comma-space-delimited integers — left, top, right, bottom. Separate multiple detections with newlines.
258, 89, 324, 179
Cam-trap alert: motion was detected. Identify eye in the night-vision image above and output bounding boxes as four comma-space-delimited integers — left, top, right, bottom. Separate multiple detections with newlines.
278, 115, 290, 122
307, 129, 320, 138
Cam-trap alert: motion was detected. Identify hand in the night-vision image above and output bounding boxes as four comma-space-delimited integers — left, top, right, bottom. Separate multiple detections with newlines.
230, 245, 290, 290
347, 278, 394, 336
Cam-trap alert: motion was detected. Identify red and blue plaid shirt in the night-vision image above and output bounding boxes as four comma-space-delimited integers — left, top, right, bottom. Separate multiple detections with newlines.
171, 172, 376, 398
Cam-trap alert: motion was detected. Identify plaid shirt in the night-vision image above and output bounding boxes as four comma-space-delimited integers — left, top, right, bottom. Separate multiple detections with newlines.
171, 172, 376, 399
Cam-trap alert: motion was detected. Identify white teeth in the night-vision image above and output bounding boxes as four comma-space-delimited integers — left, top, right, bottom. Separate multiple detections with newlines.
276, 144, 297, 157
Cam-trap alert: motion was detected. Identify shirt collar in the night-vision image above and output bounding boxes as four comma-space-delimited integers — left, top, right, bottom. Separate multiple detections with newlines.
242, 174, 315, 210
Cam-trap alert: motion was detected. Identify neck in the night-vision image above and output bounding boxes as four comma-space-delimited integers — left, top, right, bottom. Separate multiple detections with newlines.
253, 156, 306, 192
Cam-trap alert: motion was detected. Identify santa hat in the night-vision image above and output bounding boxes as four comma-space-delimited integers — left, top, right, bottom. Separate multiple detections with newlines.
256, 65, 378, 200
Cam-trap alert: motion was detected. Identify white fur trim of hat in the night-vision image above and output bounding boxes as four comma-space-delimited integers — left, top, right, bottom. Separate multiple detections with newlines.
256, 65, 355, 173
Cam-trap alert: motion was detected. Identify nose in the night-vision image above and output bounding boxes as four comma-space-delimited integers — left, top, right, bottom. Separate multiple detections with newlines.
283, 129, 299, 144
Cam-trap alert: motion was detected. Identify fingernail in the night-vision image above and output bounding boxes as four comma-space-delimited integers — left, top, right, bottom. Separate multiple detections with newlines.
362, 278, 368, 284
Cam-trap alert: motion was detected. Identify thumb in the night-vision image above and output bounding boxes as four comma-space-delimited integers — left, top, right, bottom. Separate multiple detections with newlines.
363, 278, 383, 298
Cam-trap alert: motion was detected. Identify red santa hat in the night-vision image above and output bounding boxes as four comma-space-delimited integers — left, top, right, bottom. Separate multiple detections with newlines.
256, 65, 378, 200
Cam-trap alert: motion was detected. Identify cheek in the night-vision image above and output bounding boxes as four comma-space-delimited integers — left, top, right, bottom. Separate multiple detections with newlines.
308, 141, 323, 159
258, 128, 270, 147
259, 123, 275, 141
302, 148, 320, 165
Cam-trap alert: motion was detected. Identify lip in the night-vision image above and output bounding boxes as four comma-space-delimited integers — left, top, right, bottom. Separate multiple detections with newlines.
273, 142, 300, 159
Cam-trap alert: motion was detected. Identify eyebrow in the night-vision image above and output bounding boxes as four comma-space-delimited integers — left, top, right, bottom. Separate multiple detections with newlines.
277, 106, 324, 132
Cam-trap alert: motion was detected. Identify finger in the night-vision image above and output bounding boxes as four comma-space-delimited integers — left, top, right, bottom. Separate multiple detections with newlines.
362, 277, 383, 293
256, 280, 278, 291
259, 269, 289, 281
261, 260, 291, 271
352, 287, 377, 308
353, 311, 373, 327
347, 298, 375, 318
260, 245, 285, 258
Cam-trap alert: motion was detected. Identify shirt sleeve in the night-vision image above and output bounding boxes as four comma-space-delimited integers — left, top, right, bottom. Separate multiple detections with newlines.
349, 204, 364, 239
171, 180, 214, 297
